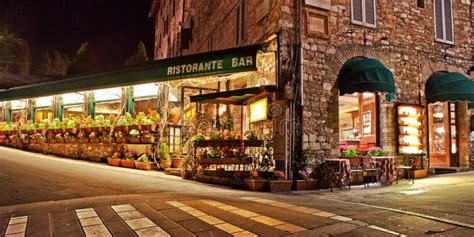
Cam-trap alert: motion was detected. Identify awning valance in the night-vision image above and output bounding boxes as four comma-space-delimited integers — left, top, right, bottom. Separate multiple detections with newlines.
469, 102, 474, 109
190, 86, 276, 105
337, 57, 395, 95
0, 45, 260, 101
425, 71, 474, 104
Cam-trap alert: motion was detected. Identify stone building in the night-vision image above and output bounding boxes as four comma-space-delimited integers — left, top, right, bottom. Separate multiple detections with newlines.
149, 0, 473, 173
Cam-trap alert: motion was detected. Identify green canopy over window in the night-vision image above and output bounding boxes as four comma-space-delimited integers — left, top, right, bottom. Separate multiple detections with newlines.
425, 71, 474, 104
338, 57, 395, 95
469, 102, 474, 109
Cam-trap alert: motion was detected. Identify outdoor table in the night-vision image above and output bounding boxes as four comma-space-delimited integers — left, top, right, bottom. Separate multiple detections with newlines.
371, 156, 395, 185
324, 159, 351, 190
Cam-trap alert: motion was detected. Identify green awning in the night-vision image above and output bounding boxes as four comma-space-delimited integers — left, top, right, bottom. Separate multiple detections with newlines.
190, 86, 276, 105
425, 71, 474, 104
338, 57, 395, 95
0, 45, 260, 101
469, 102, 474, 109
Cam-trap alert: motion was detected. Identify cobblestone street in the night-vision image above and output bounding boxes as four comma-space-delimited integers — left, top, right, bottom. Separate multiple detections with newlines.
1, 147, 474, 236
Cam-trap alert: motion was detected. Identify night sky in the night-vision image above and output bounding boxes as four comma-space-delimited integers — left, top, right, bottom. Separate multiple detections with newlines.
0, 0, 155, 69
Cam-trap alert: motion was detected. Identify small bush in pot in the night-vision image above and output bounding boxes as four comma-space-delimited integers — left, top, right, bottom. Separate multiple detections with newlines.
140, 130, 155, 143
101, 132, 113, 143
64, 132, 76, 143
121, 151, 135, 168
55, 133, 65, 143
244, 170, 266, 191
115, 131, 126, 143
230, 171, 248, 190
89, 132, 100, 143
367, 147, 386, 157
107, 151, 122, 167
135, 154, 153, 170
159, 143, 171, 168
129, 129, 141, 143
267, 171, 292, 192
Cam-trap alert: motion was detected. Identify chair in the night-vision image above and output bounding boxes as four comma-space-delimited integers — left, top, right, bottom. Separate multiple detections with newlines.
342, 156, 365, 188
361, 156, 381, 186
396, 158, 414, 184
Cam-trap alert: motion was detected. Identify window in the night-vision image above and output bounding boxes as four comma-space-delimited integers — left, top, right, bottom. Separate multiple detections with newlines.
133, 84, 159, 115
434, 0, 454, 44
10, 100, 27, 122
63, 92, 85, 119
207, 37, 213, 52
417, 0, 425, 8
94, 88, 122, 117
236, 0, 245, 45
351, 0, 376, 28
34, 96, 54, 123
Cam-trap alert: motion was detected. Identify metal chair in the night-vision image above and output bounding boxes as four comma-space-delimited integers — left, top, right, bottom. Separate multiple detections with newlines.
361, 156, 381, 186
342, 156, 365, 188
396, 158, 414, 184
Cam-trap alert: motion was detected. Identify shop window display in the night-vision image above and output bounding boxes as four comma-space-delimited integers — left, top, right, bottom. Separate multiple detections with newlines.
94, 88, 122, 117
63, 93, 85, 118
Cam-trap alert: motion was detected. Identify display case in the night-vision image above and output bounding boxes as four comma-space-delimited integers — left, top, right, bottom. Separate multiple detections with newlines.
396, 104, 424, 154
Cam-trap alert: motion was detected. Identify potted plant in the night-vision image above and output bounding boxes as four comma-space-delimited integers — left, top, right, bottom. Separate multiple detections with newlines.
66, 120, 78, 134
404, 154, 428, 179
55, 133, 65, 143
0, 135, 6, 144
115, 131, 126, 143
367, 147, 386, 157
149, 110, 160, 130
121, 151, 136, 168
159, 143, 171, 168
212, 168, 230, 186
101, 132, 113, 143
78, 132, 89, 143
244, 170, 266, 191
139, 118, 153, 131
117, 117, 129, 132
89, 132, 100, 143
230, 171, 248, 190
135, 154, 154, 170
194, 166, 212, 183
339, 145, 357, 158
140, 130, 155, 143
267, 171, 292, 192
293, 170, 317, 190
171, 148, 184, 168
47, 133, 56, 144
20, 134, 29, 144
244, 130, 262, 146
107, 151, 122, 167
64, 132, 75, 143
129, 129, 140, 143
36, 133, 46, 144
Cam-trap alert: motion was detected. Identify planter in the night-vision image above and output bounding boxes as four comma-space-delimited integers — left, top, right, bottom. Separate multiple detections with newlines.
139, 124, 152, 131
121, 160, 135, 168
30, 139, 37, 144
56, 139, 65, 143
135, 161, 153, 170
160, 159, 172, 169
21, 140, 29, 144
115, 137, 126, 143
101, 138, 113, 143
140, 136, 155, 144
292, 180, 318, 191
38, 139, 46, 144
171, 158, 184, 168
67, 127, 78, 134
129, 137, 141, 144
107, 158, 121, 167
195, 174, 212, 183
229, 179, 247, 190
79, 138, 90, 143
212, 176, 230, 186
90, 138, 100, 143
48, 139, 56, 144
65, 138, 76, 143
244, 179, 267, 191
117, 125, 129, 132
267, 180, 293, 192
408, 169, 428, 179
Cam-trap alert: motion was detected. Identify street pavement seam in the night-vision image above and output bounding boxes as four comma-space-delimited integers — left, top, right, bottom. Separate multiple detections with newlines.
200, 199, 307, 234
111, 204, 170, 237
317, 195, 474, 230
241, 197, 405, 236
167, 201, 257, 237
5, 216, 28, 237
75, 208, 111, 237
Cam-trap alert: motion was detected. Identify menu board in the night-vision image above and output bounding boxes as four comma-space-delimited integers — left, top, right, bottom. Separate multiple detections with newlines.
397, 104, 425, 154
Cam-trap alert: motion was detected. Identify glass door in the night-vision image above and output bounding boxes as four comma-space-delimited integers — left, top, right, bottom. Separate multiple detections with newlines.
428, 102, 450, 167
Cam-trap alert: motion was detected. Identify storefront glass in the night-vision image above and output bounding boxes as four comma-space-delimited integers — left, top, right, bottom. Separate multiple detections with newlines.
428, 102, 458, 167
62, 92, 85, 118
10, 100, 27, 122
94, 88, 122, 117
34, 96, 54, 122
133, 83, 159, 115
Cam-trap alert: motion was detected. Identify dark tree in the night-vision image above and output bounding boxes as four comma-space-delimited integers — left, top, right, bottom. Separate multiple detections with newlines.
124, 41, 148, 66
68, 41, 98, 75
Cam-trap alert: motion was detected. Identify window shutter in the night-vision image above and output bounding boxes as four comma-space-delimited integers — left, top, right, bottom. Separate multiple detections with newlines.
443, 0, 453, 42
352, 0, 363, 22
365, 0, 375, 25
434, 0, 444, 40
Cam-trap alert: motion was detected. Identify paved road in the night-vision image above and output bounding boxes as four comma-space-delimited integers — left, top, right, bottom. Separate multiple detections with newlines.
0, 146, 473, 236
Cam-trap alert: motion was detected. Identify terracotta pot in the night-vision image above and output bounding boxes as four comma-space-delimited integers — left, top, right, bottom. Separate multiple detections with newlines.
56, 139, 65, 143
118, 126, 129, 132
129, 137, 141, 144
292, 180, 317, 191
244, 179, 267, 191
267, 180, 293, 192
107, 158, 121, 167
135, 161, 153, 170
229, 179, 247, 190
101, 138, 113, 143
90, 138, 100, 143
65, 138, 76, 143
160, 159, 171, 169
48, 139, 56, 144
79, 138, 90, 143
171, 158, 184, 168
67, 127, 78, 134
115, 137, 126, 143
121, 160, 135, 168
30, 139, 37, 144
212, 176, 230, 186
140, 136, 155, 144
408, 169, 428, 179
195, 174, 212, 183
21, 139, 29, 144
139, 124, 152, 131
38, 139, 46, 144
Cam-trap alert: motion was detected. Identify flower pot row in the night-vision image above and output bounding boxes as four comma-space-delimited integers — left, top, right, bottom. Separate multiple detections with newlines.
0, 137, 156, 144
107, 158, 154, 170
191, 176, 317, 192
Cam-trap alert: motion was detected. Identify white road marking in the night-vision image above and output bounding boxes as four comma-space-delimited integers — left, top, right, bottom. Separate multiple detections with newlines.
75, 208, 111, 237
111, 204, 170, 237
5, 216, 28, 237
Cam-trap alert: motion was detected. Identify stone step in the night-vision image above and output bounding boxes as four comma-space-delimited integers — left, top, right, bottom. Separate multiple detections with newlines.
164, 168, 182, 177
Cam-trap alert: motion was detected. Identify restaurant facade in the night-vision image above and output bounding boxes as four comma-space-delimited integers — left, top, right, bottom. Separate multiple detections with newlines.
0, 0, 472, 186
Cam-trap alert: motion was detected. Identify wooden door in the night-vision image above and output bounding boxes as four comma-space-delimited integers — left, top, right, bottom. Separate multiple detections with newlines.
428, 103, 450, 167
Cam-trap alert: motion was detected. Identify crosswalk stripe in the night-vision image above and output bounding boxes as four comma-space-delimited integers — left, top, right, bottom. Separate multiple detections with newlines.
5, 216, 28, 237
200, 199, 307, 234
111, 204, 170, 237
166, 201, 257, 237
75, 208, 111, 237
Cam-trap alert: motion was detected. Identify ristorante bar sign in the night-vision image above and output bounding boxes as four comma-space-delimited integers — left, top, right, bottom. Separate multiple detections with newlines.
164, 45, 258, 79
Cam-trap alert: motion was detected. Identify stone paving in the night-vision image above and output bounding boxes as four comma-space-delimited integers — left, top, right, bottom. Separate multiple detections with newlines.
1, 146, 474, 236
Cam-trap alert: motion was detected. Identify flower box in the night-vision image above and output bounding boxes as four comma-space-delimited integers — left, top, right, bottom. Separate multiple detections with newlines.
195, 174, 212, 183
140, 137, 155, 144
171, 157, 184, 168
79, 138, 90, 143
197, 158, 220, 164
38, 139, 45, 144
212, 177, 230, 186
107, 158, 121, 167
408, 169, 428, 179
56, 139, 65, 143
117, 125, 129, 132
135, 161, 153, 170
30, 139, 37, 144
121, 160, 135, 168
229, 179, 247, 190
115, 137, 126, 143
160, 159, 171, 168
90, 138, 100, 143
65, 138, 76, 143
101, 138, 113, 143
267, 180, 292, 192
244, 179, 266, 191
129, 137, 141, 144
21, 140, 29, 144
67, 128, 78, 134
48, 139, 56, 144
292, 180, 317, 191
